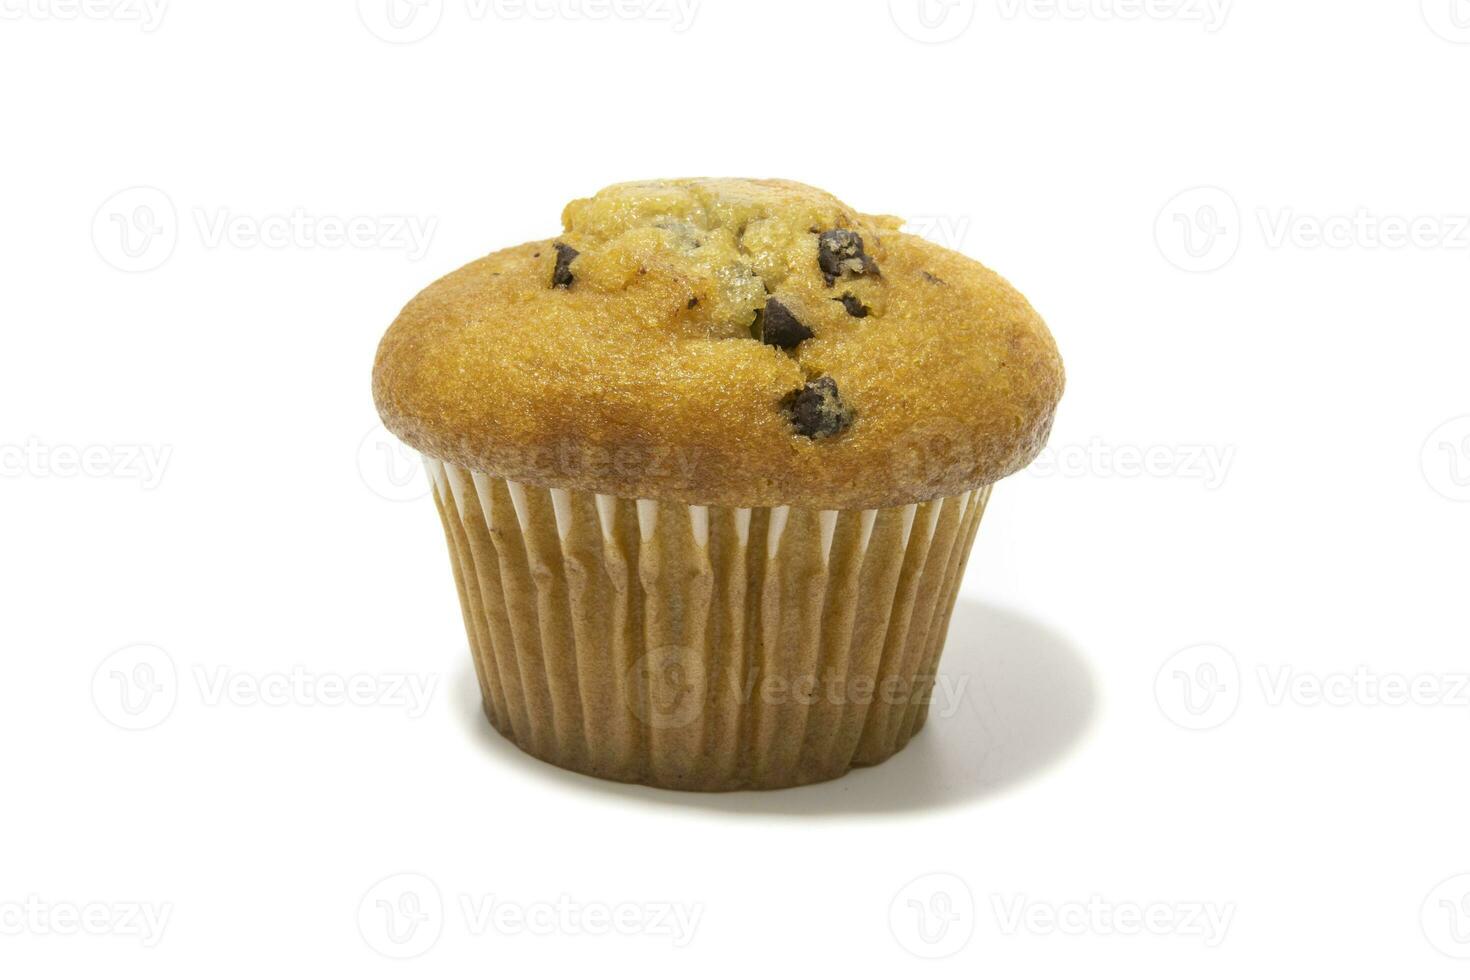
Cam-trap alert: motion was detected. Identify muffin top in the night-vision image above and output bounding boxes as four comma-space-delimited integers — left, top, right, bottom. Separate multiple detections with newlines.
372, 178, 1063, 510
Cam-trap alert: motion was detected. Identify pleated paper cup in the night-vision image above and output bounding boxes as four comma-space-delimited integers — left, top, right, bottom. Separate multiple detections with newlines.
425, 457, 991, 791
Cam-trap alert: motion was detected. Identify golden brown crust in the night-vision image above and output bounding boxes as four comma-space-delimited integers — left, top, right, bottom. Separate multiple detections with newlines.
372, 178, 1064, 510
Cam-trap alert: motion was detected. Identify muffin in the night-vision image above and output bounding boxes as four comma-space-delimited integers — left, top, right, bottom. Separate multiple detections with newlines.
372, 178, 1063, 790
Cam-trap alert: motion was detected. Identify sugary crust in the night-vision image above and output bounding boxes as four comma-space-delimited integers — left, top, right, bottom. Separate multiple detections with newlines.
372, 179, 1064, 510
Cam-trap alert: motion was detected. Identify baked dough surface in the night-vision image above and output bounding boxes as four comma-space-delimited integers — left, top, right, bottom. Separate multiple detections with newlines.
372, 178, 1064, 509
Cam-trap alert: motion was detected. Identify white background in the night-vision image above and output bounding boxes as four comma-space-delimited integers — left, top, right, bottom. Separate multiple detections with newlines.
3, 0, 1469, 975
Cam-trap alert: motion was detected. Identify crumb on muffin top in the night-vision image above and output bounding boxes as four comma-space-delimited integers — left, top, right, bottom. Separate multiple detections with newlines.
372, 178, 1064, 510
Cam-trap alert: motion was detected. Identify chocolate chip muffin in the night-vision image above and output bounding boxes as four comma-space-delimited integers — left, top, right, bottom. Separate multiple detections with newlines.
372, 178, 1064, 791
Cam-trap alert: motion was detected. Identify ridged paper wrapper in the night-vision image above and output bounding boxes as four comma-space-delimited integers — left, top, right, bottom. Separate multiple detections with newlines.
425, 457, 991, 791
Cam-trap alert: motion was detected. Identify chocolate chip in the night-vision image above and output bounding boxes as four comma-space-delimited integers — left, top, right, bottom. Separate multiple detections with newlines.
817, 229, 877, 285
783, 376, 852, 439
687, 296, 699, 309
759, 298, 813, 349
551, 242, 578, 289
833, 293, 869, 318
921, 270, 948, 286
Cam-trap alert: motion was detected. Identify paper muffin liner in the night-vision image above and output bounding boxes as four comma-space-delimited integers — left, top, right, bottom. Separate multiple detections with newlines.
424, 457, 992, 791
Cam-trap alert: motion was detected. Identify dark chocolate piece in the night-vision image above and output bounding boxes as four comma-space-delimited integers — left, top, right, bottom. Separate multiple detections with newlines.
833, 293, 870, 318
817, 229, 876, 284
551, 242, 578, 289
783, 376, 852, 439
760, 298, 814, 349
